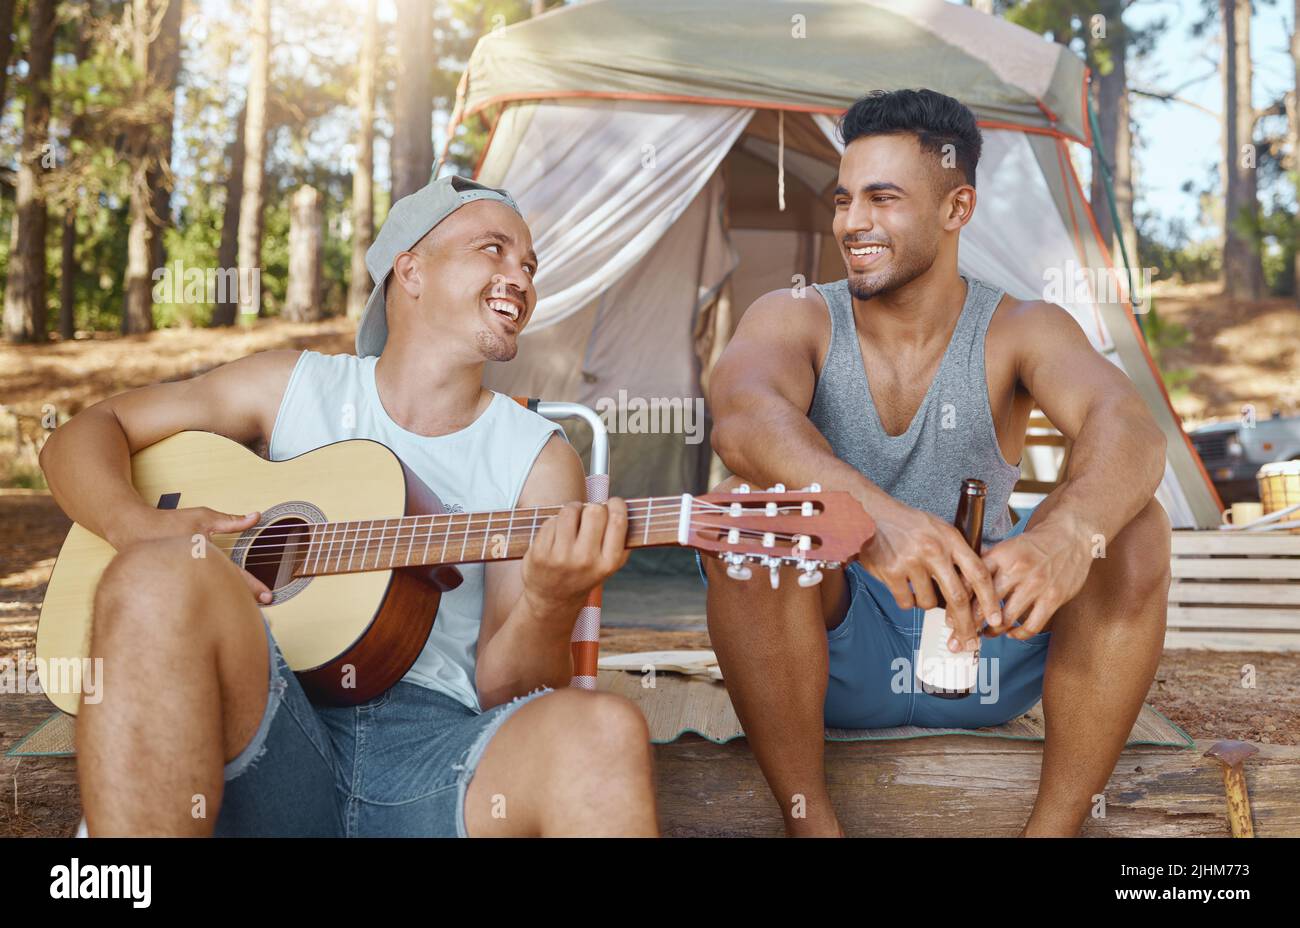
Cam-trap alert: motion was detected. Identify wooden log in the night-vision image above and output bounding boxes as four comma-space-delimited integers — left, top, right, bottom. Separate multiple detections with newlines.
654, 734, 1300, 837
6, 691, 1299, 838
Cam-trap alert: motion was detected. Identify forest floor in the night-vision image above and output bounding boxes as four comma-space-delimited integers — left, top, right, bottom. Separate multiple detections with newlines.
1152, 280, 1300, 426
0, 285, 1298, 836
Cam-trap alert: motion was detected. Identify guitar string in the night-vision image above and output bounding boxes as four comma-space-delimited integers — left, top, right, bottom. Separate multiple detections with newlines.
204, 493, 793, 546
231, 513, 823, 571
222, 506, 813, 558
215, 500, 824, 564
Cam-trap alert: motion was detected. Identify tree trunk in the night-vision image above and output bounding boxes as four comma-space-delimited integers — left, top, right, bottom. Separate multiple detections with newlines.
391, 0, 433, 202
0, 0, 16, 117
148, 0, 183, 282
1222, 0, 1262, 301
121, 0, 183, 334
1292, 0, 1300, 301
2, 0, 56, 344
284, 186, 323, 322
347, 0, 378, 320
236, 0, 272, 320
122, 0, 155, 334
58, 7, 92, 342
1235, 0, 1262, 299
59, 208, 76, 341
212, 103, 247, 327
970, 0, 993, 13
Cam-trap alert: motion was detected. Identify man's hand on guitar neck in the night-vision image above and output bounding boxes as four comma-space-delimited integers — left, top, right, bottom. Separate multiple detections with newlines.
520, 498, 630, 621
109, 507, 275, 605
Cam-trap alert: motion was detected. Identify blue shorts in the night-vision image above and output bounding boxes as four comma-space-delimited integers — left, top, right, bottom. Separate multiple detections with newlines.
697, 508, 1051, 731
213, 620, 549, 837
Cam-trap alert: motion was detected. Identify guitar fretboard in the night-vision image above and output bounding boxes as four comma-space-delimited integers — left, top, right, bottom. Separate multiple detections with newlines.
288, 496, 688, 577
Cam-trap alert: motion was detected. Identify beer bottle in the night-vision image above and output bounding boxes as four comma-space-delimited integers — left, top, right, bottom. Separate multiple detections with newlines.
915, 478, 986, 699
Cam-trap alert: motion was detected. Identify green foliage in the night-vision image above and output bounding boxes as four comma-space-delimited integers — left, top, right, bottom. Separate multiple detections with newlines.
1137, 215, 1221, 285
0, 0, 562, 337
1140, 296, 1195, 398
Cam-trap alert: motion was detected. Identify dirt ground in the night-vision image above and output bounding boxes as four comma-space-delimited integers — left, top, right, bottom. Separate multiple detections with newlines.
1153, 280, 1300, 427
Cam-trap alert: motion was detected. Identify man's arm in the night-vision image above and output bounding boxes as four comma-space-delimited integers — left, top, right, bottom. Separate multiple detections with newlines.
982, 301, 1167, 639
39, 349, 301, 598
709, 289, 1002, 649
475, 435, 629, 709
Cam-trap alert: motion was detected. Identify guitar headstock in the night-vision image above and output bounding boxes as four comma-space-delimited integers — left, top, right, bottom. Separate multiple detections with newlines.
685, 484, 875, 588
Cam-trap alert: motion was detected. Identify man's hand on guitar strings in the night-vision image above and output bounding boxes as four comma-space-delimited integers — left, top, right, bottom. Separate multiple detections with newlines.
520, 498, 630, 619
108, 506, 274, 605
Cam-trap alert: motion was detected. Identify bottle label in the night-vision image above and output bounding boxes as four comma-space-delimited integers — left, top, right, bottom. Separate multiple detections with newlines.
915, 607, 979, 693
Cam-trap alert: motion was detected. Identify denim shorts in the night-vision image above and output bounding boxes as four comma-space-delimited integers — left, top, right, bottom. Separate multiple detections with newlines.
213, 621, 549, 837
697, 507, 1051, 731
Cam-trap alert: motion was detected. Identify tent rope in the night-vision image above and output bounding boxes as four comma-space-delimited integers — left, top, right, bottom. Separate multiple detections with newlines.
777, 110, 786, 212
1086, 88, 1143, 333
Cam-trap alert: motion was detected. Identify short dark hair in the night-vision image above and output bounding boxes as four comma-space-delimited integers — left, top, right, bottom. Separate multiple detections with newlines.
837, 89, 982, 191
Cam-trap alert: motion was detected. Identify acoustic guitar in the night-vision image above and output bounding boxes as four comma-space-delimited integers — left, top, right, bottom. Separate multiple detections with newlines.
35, 430, 874, 713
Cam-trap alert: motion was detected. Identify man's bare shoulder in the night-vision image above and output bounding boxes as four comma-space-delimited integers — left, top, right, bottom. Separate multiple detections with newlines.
516, 433, 585, 508
734, 286, 832, 353
988, 295, 1091, 350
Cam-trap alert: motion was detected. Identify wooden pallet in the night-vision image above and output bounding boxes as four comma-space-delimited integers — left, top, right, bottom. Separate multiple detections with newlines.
1168, 530, 1300, 651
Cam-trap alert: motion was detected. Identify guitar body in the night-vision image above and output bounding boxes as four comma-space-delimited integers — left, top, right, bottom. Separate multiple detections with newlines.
36, 431, 462, 714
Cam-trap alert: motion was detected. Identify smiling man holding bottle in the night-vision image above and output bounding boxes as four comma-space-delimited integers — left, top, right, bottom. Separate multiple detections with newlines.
702, 89, 1172, 837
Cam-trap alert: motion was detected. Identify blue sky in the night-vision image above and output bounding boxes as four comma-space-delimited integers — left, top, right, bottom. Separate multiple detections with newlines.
1127, 0, 1294, 242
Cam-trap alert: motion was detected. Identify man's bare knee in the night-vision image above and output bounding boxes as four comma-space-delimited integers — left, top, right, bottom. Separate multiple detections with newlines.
543, 691, 650, 765
93, 535, 252, 648
1109, 498, 1172, 603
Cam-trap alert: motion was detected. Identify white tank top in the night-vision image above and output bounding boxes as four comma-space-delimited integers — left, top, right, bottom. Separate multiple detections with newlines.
267, 350, 564, 710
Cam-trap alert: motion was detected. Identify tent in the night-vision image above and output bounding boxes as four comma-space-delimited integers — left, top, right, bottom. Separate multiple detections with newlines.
438, 0, 1223, 529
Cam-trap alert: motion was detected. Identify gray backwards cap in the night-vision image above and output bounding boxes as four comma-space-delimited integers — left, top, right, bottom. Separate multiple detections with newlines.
355, 174, 522, 357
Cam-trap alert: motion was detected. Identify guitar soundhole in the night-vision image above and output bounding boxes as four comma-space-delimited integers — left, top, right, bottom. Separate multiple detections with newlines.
244, 517, 312, 592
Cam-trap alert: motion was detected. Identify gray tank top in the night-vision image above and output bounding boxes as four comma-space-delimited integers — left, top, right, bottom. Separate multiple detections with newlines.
808, 276, 1019, 544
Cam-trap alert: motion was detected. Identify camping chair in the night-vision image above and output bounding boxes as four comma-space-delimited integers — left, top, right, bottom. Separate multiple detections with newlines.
73, 398, 609, 838
511, 397, 610, 689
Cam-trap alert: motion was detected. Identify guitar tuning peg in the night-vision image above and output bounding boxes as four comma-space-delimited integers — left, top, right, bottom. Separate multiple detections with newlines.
727, 562, 753, 581
732, 484, 751, 494
769, 563, 781, 590
802, 482, 821, 493
768, 483, 786, 493
797, 568, 824, 588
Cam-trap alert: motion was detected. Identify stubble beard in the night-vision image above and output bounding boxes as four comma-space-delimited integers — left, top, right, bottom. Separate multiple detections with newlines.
475, 328, 517, 362
845, 241, 938, 302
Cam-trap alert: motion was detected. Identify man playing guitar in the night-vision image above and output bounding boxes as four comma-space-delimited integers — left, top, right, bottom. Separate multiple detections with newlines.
40, 176, 659, 837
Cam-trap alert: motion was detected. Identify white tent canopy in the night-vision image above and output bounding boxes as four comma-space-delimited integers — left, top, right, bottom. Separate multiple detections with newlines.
457, 0, 1222, 528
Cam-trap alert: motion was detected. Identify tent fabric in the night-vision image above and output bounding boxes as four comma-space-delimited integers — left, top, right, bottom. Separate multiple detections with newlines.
487, 172, 734, 501
459, 0, 1088, 143
465, 2, 1221, 528
478, 99, 752, 331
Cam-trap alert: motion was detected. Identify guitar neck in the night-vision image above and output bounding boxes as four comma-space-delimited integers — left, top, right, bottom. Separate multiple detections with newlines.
290, 496, 686, 578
